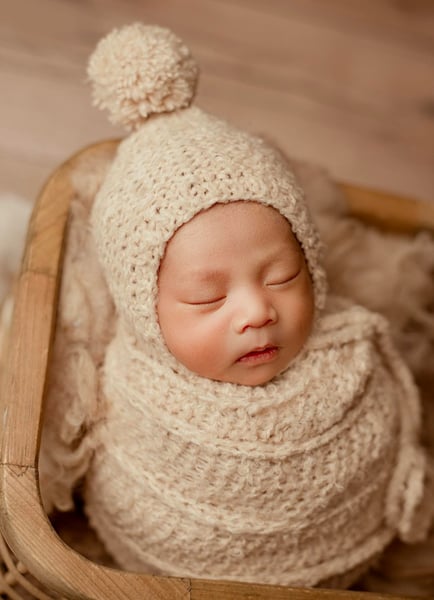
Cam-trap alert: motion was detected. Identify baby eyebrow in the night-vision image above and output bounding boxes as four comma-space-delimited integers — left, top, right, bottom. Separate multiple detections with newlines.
186, 269, 227, 284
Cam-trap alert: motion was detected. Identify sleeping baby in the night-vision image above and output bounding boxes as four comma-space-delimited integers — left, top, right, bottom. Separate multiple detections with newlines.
39, 23, 433, 589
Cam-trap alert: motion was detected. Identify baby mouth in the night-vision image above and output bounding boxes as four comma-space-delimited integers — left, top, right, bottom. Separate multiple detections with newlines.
237, 345, 279, 364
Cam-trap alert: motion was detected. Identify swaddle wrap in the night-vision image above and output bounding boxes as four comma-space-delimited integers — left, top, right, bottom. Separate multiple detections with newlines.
83, 301, 428, 586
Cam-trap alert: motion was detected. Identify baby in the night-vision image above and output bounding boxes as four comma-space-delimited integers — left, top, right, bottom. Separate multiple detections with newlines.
40, 24, 433, 589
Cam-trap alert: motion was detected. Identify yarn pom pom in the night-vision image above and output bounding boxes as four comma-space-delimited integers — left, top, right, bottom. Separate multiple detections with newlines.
87, 23, 199, 130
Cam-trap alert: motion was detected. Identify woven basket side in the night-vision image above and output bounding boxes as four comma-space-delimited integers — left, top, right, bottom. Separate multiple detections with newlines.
0, 533, 62, 600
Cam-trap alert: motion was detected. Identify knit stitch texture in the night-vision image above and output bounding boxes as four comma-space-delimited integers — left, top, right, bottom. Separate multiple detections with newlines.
83, 301, 429, 586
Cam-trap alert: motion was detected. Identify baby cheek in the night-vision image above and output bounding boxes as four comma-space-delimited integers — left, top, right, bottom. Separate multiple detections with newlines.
181, 314, 228, 369
160, 308, 227, 375
157, 300, 187, 359
293, 278, 315, 336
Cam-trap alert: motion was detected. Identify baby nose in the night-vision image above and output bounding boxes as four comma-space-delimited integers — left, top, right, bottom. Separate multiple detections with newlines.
234, 290, 277, 333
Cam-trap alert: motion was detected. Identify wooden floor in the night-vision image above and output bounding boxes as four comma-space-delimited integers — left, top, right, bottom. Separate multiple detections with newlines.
1, 0, 434, 203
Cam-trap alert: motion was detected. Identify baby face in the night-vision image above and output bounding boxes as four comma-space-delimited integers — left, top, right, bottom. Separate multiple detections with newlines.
157, 201, 315, 386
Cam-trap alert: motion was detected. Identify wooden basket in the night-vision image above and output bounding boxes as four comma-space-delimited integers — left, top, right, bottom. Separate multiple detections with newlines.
1, 141, 434, 600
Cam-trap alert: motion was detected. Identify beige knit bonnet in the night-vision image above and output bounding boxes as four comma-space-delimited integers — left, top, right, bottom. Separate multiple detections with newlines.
89, 23, 327, 356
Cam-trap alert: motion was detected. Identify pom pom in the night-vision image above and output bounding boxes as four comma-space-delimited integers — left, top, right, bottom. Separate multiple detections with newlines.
87, 23, 199, 130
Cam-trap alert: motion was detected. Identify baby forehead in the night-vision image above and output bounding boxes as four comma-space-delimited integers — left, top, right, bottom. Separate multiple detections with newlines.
168, 200, 299, 248
159, 201, 303, 273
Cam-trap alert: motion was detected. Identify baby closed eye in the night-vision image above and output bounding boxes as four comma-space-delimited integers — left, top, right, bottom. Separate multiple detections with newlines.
184, 296, 226, 307
266, 269, 301, 288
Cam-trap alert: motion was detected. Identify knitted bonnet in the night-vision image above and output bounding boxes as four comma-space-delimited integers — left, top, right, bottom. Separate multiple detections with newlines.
88, 23, 327, 358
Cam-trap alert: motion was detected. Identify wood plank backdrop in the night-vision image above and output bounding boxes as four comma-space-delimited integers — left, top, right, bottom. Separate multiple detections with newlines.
1, 0, 434, 203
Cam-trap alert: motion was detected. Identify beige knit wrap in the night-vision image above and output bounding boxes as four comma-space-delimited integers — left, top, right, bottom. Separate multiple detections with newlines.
83, 301, 429, 586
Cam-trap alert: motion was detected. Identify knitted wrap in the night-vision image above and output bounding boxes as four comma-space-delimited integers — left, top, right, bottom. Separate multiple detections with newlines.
83, 302, 429, 585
